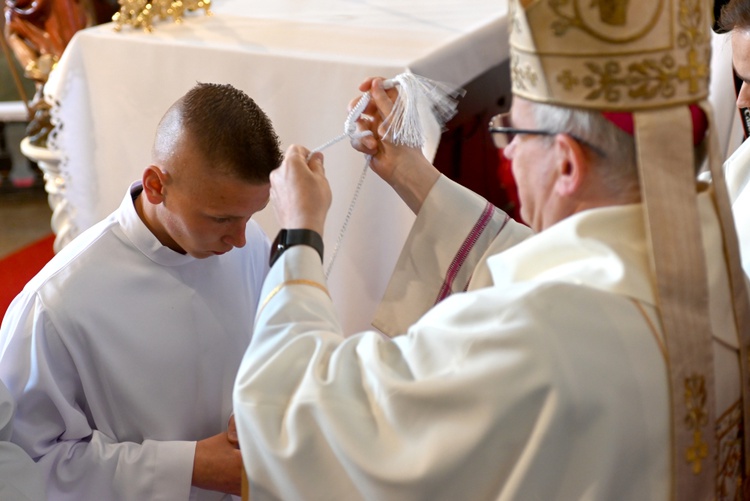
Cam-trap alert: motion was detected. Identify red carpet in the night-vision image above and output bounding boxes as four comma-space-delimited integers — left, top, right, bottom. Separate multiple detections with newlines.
0, 234, 55, 318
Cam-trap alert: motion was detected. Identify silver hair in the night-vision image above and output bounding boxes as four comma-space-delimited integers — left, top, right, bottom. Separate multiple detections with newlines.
530, 101, 639, 196
529, 101, 708, 195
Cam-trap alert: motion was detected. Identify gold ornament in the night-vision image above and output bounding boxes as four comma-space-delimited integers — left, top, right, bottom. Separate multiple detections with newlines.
112, 0, 211, 32
509, 0, 710, 111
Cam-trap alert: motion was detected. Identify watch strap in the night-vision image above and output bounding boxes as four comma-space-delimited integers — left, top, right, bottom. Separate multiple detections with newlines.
269, 229, 324, 267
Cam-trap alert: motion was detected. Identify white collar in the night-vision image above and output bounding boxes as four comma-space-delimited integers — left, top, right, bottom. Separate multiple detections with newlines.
116, 181, 195, 267
487, 201, 655, 305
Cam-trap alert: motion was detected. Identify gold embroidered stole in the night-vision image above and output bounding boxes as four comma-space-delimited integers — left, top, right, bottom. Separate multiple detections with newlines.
635, 104, 750, 499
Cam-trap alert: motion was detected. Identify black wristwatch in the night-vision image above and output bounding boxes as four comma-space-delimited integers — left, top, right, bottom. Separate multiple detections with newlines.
269, 229, 324, 267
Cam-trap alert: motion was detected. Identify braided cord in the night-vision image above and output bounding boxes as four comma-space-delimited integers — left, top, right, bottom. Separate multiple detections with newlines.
304, 74, 459, 277
306, 90, 377, 277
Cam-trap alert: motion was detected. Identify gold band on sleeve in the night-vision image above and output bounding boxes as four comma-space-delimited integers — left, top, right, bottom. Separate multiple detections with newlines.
258, 279, 330, 314
241, 464, 249, 501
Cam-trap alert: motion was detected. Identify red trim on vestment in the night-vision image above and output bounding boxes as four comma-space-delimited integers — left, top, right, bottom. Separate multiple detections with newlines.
435, 202, 495, 304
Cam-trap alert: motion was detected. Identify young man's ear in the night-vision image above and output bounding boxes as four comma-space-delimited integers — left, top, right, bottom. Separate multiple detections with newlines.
142, 165, 169, 204
552, 134, 589, 197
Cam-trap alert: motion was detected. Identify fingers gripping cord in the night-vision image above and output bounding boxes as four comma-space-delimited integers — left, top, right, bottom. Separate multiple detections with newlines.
306, 79, 395, 160
307, 72, 463, 278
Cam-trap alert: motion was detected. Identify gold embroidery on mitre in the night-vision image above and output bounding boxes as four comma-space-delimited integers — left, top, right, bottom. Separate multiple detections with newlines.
592, 0, 629, 26
548, 0, 663, 43
684, 374, 709, 474
509, 0, 523, 36
511, 53, 539, 91
552, 0, 709, 104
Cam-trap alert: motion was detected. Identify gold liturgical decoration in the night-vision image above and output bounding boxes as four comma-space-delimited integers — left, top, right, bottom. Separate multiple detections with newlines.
510, 0, 710, 110
551, 0, 709, 104
549, 0, 663, 42
684, 374, 709, 474
113, 0, 211, 32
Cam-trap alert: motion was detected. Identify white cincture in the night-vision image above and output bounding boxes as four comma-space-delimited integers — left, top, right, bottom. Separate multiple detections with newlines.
308, 71, 463, 277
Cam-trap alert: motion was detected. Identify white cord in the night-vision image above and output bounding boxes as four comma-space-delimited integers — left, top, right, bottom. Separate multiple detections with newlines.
307, 83, 391, 277
324, 156, 370, 278
306, 73, 462, 278
306, 82, 390, 160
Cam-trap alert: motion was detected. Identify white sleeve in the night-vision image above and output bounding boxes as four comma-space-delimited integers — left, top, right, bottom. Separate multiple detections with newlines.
723, 138, 750, 277
233, 246, 548, 501
234, 251, 668, 500
373, 175, 532, 335
0, 293, 196, 501
0, 379, 45, 501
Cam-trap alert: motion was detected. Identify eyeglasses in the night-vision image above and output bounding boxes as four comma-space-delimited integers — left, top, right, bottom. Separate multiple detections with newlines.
488, 113, 606, 157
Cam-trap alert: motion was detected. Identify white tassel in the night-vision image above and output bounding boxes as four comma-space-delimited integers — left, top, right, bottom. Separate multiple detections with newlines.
383, 71, 465, 148
309, 71, 464, 157
307, 71, 464, 278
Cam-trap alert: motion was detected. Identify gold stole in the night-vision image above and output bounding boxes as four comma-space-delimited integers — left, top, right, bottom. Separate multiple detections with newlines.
635, 103, 750, 499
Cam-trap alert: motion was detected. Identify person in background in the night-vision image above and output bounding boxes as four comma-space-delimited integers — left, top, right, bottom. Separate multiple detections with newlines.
231, 1, 749, 499
718, 0, 750, 277
0, 82, 282, 500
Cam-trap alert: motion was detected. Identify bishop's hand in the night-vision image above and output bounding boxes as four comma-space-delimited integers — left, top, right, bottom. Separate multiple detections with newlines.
350, 77, 441, 215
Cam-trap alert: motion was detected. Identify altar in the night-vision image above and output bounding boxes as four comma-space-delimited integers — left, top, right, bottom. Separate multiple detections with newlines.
44, 0, 511, 332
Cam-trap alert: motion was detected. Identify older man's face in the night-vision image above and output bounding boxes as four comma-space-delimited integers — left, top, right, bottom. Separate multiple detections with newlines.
732, 29, 750, 109
501, 97, 559, 232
